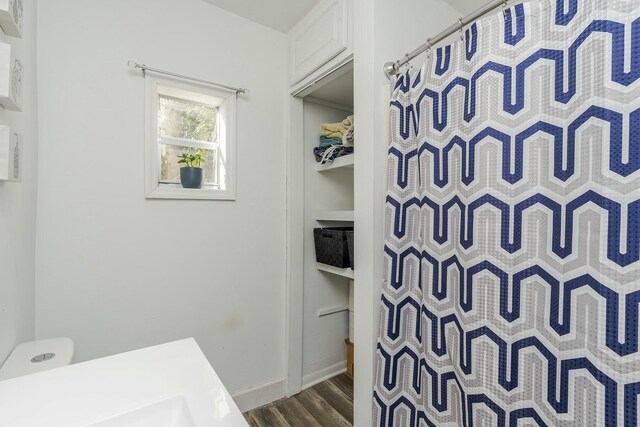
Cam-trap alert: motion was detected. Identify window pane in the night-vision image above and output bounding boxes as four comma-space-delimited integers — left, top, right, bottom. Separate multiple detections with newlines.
158, 95, 217, 143
160, 144, 218, 186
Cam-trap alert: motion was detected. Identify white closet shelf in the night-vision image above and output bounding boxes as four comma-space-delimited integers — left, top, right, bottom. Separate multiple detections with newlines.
316, 154, 354, 172
316, 262, 354, 279
315, 211, 354, 222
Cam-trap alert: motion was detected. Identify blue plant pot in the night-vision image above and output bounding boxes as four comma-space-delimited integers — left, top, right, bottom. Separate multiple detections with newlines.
180, 167, 203, 189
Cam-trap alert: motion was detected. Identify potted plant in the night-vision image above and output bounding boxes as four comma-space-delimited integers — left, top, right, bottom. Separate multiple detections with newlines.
177, 148, 206, 189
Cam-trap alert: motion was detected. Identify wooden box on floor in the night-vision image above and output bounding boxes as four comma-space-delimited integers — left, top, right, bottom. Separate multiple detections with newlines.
345, 338, 354, 377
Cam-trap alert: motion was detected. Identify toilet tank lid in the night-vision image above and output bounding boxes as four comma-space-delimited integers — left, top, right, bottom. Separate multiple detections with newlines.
0, 338, 75, 381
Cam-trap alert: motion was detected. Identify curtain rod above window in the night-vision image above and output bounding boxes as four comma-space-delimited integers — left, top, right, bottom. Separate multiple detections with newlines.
383, 0, 509, 79
127, 61, 247, 95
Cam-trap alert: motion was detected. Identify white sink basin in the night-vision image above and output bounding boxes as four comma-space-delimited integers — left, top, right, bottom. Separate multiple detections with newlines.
0, 339, 248, 427
89, 396, 196, 427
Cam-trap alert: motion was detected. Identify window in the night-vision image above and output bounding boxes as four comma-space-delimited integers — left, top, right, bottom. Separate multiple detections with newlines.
145, 75, 236, 200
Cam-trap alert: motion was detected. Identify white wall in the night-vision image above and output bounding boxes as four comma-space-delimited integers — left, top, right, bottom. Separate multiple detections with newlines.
35, 0, 288, 397
353, 0, 463, 425
0, 0, 38, 364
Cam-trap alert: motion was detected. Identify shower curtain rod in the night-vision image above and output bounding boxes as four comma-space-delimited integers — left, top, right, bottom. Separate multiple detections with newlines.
383, 0, 508, 78
127, 61, 247, 94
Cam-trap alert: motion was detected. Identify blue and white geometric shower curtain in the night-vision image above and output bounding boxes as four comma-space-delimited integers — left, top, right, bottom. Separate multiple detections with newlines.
374, 0, 640, 425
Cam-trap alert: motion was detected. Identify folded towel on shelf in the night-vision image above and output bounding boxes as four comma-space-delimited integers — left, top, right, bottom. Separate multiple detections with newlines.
314, 116, 354, 163
342, 126, 354, 147
320, 130, 344, 139
320, 122, 347, 136
319, 136, 343, 148
344, 115, 354, 127
320, 115, 354, 138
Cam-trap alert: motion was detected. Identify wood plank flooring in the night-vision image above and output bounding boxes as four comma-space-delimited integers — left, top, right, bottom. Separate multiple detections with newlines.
244, 373, 353, 426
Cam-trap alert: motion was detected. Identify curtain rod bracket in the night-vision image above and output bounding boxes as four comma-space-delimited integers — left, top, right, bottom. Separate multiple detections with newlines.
383, 62, 399, 78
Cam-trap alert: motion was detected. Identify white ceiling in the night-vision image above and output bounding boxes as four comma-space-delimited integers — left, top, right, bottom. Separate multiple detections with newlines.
201, 0, 510, 34
201, 0, 321, 33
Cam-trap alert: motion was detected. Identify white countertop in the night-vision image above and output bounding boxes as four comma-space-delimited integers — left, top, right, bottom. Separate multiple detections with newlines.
0, 338, 249, 427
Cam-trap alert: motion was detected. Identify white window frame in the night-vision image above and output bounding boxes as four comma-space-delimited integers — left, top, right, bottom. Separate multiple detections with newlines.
145, 74, 237, 200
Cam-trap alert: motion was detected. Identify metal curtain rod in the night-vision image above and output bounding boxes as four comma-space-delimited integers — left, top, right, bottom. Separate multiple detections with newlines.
383, 0, 509, 78
127, 61, 247, 94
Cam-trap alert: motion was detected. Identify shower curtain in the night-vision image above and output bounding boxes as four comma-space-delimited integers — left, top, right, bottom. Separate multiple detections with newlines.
375, 0, 640, 425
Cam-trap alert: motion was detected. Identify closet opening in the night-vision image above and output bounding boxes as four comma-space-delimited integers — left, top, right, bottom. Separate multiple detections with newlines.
284, 60, 355, 426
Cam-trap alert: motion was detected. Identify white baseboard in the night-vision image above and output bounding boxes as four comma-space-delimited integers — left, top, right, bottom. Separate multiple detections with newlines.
232, 361, 347, 412
302, 360, 347, 390
232, 378, 286, 413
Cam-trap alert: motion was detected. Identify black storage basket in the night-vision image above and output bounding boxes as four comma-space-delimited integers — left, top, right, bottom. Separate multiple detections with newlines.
313, 227, 353, 268
346, 230, 354, 269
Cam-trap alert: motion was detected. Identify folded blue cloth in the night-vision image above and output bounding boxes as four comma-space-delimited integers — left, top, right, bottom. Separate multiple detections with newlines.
319, 136, 343, 148
313, 146, 354, 164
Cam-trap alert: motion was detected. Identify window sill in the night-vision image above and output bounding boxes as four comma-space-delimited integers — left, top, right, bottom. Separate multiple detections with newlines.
146, 184, 235, 201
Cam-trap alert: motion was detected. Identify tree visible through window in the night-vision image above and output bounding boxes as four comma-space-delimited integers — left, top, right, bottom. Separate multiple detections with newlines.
158, 94, 219, 186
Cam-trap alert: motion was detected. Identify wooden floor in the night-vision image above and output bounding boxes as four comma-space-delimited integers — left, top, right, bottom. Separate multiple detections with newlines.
243, 373, 353, 426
